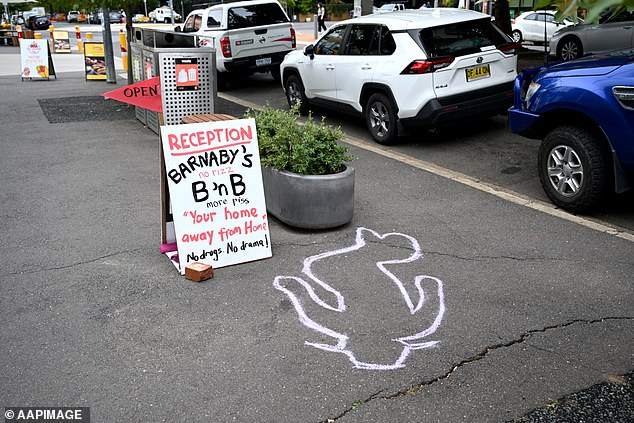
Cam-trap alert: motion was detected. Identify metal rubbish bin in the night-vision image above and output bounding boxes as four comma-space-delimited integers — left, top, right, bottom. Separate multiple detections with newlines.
129, 27, 216, 133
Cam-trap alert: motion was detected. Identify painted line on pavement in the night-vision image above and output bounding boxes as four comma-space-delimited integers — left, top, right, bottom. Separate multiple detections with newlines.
218, 93, 634, 243
218, 92, 260, 110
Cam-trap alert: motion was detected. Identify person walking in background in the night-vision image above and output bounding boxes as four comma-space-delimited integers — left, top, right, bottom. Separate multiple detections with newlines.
317, 2, 327, 32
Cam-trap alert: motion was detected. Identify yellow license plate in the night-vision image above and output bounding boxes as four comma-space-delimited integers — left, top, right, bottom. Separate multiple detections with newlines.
466, 64, 490, 82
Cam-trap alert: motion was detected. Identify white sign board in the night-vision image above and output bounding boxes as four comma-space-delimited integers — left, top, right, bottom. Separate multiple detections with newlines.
160, 118, 272, 273
19, 38, 50, 79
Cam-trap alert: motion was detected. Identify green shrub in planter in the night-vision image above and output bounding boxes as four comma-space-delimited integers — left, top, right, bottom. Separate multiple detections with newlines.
245, 104, 354, 175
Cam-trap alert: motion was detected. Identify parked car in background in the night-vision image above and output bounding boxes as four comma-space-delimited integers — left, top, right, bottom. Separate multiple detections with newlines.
149, 6, 181, 23
67, 10, 80, 23
511, 10, 577, 44
281, 9, 518, 145
180, 0, 295, 89
508, 49, 634, 212
132, 14, 150, 23
549, 9, 634, 61
87, 10, 123, 24
25, 15, 50, 29
108, 10, 123, 23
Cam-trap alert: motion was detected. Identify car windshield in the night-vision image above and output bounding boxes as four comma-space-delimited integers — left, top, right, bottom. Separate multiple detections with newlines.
418, 17, 509, 58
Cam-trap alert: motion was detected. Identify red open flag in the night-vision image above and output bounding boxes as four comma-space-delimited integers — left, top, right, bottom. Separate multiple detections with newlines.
102, 76, 162, 113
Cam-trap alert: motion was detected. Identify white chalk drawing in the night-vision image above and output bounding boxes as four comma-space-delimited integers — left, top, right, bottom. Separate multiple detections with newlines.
273, 227, 445, 370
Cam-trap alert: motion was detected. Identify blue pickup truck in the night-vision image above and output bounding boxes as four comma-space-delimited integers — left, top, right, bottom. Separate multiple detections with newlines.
508, 49, 634, 212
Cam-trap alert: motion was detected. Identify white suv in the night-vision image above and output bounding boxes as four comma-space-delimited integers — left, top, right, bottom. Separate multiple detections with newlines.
180, 0, 295, 89
280, 9, 518, 144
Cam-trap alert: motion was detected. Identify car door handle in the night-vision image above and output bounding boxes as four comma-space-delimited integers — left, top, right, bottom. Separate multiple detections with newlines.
326, 65, 335, 70
361, 65, 372, 70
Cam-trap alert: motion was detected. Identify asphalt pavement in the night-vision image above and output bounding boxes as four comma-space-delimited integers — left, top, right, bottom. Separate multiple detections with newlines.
0, 32, 632, 423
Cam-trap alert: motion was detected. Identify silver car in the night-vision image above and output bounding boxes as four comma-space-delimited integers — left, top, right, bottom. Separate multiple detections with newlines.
550, 10, 634, 61
510, 10, 577, 44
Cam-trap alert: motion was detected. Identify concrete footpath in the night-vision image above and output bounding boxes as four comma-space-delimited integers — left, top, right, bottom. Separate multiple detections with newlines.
0, 46, 632, 422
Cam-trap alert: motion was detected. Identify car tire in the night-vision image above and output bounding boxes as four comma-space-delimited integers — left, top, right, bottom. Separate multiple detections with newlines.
365, 93, 398, 145
284, 74, 309, 115
557, 37, 583, 61
511, 29, 522, 43
538, 125, 609, 212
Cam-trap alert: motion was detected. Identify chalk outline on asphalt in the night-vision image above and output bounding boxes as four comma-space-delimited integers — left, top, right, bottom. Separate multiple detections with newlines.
273, 227, 446, 370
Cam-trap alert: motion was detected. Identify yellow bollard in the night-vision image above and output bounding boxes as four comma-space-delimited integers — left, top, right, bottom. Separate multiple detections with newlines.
86, 32, 93, 41
34, 32, 42, 39
75, 26, 82, 53
49, 25, 54, 50
119, 29, 128, 72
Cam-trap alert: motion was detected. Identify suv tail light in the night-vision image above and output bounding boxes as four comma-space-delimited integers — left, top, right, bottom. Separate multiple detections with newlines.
401, 58, 454, 74
220, 36, 232, 58
499, 42, 520, 55
291, 27, 296, 49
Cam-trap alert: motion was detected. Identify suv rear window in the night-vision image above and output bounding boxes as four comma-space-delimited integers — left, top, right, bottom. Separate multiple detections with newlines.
228, 3, 289, 30
418, 18, 508, 58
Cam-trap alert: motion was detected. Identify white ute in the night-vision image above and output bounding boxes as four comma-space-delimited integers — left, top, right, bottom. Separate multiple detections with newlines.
180, 0, 296, 89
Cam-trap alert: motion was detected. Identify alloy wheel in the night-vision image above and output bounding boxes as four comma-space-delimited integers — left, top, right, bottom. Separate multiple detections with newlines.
546, 144, 584, 197
369, 101, 390, 139
287, 81, 301, 107
560, 40, 579, 61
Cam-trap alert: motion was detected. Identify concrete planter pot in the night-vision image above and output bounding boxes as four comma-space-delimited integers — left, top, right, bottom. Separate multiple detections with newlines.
261, 165, 355, 229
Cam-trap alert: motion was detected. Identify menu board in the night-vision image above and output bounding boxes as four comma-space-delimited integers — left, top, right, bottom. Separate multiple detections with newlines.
19, 39, 50, 79
84, 42, 106, 80
160, 118, 272, 272
52, 31, 71, 53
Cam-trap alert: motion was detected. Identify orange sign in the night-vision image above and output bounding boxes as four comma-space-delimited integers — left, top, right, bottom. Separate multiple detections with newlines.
175, 58, 199, 91
102, 77, 163, 112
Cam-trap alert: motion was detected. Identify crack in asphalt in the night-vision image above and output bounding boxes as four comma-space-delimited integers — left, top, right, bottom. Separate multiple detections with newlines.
0, 249, 143, 277
324, 390, 385, 423
322, 316, 634, 422
427, 251, 634, 266
428, 251, 558, 262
